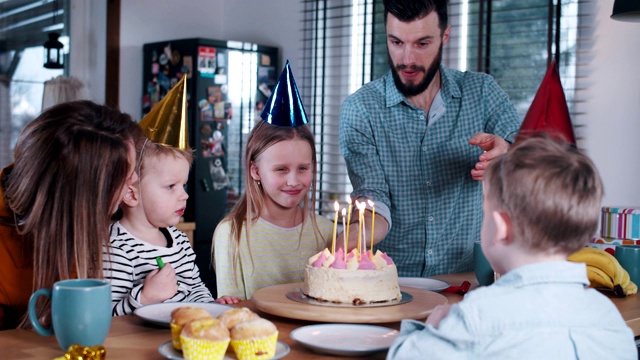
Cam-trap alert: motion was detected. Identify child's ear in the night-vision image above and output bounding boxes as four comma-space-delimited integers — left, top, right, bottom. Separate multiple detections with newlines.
493, 210, 512, 245
249, 161, 260, 181
121, 185, 139, 207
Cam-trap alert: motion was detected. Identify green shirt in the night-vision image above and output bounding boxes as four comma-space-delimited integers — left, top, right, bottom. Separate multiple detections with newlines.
339, 66, 521, 277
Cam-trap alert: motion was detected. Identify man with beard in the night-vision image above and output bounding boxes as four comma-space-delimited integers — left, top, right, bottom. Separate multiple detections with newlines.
339, 0, 521, 277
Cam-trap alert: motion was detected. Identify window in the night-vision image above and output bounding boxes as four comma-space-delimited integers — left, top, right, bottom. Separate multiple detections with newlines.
0, 0, 68, 167
301, 0, 590, 216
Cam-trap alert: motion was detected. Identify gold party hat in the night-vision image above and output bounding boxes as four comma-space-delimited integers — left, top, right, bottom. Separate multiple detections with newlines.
139, 74, 189, 150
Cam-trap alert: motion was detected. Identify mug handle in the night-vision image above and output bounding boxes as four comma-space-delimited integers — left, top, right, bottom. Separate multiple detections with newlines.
28, 288, 53, 336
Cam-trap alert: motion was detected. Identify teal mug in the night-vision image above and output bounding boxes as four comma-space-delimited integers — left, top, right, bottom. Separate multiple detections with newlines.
28, 279, 112, 350
614, 245, 640, 287
474, 241, 494, 286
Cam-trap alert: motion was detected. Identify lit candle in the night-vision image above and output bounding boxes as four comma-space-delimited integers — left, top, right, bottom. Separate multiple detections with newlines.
356, 200, 366, 254
368, 200, 375, 252
355, 200, 361, 254
342, 208, 347, 261
331, 201, 339, 254
346, 196, 353, 246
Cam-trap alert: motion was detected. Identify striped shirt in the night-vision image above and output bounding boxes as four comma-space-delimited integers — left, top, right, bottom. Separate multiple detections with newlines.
213, 215, 332, 300
339, 66, 521, 277
104, 221, 214, 316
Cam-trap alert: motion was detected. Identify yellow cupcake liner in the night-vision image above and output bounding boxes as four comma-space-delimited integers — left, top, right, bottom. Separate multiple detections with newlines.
179, 335, 230, 360
170, 323, 183, 350
230, 332, 278, 360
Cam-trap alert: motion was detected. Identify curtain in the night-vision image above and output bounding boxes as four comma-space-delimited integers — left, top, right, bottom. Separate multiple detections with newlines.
42, 75, 84, 111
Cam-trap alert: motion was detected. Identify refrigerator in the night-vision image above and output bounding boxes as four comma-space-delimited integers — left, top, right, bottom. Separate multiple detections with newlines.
142, 38, 279, 296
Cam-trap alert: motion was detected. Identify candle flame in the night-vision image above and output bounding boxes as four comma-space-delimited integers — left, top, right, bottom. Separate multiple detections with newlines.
334, 201, 339, 211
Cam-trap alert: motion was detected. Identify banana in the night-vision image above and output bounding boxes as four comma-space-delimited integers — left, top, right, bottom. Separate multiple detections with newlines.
569, 247, 629, 297
625, 281, 637, 295
586, 265, 614, 289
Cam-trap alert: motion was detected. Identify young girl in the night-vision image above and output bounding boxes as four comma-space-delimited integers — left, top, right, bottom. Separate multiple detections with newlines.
212, 120, 332, 299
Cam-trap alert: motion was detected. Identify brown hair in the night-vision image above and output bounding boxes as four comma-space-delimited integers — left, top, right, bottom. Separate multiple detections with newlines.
213, 121, 325, 275
384, 0, 449, 33
484, 135, 603, 255
5, 100, 143, 328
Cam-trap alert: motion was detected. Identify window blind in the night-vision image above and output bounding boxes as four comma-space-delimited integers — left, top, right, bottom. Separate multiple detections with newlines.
300, 0, 591, 217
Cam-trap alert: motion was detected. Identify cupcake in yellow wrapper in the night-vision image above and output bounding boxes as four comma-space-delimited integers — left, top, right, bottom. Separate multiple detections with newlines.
218, 307, 260, 330
180, 318, 230, 360
230, 318, 279, 360
170, 306, 213, 350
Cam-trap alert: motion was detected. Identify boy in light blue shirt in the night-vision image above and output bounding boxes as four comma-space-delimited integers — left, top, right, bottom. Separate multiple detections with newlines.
388, 136, 636, 360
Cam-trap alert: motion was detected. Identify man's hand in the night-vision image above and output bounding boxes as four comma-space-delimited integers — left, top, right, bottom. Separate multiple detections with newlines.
469, 132, 510, 181
140, 263, 178, 305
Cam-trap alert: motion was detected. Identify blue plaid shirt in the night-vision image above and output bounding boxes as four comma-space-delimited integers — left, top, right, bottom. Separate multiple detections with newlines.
339, 66, 521, 276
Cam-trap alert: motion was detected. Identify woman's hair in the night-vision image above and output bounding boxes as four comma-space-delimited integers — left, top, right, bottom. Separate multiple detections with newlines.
215, 121, 325, 275
5, 100, 142, 327
484, 135, 603, 255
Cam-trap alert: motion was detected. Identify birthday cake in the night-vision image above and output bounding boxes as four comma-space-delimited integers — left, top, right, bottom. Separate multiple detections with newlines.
302, 248, 402, 305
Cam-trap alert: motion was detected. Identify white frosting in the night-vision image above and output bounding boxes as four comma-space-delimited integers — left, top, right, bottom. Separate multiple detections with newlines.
302, 264, 401, 304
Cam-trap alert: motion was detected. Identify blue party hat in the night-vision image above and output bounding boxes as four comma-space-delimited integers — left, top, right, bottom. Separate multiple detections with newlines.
261, 60, 309, 126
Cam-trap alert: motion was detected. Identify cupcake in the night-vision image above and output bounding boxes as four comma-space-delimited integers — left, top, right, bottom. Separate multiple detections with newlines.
218, 307, 260, 330
180, 317, 230, 360
170, 306, 212, 350
230, 318, 279, 360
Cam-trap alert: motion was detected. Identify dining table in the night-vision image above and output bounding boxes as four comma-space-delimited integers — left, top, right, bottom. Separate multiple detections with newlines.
2, 272, 639, 359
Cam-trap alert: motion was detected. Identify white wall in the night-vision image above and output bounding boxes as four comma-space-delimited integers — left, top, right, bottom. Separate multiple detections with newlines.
83, 0, 640, 208
118, 0, 302, 120
582, 2, 640, 207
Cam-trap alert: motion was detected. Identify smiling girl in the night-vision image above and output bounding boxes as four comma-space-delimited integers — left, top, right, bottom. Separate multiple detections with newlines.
212, 121, 332, 300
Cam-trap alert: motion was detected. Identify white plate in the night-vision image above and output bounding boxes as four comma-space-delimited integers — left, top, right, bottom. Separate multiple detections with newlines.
398, 277, 450, 292
134, 302, 234, 327
158, 340, 290, 360
290, 324, 399, 356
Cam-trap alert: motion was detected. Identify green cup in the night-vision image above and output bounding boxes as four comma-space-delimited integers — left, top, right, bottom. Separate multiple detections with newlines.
614, 245, 640, 286
474, 241, 494, 286
28, 279, 112, 350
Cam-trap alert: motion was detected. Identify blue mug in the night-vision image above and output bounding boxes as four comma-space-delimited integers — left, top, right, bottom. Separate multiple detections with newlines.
28, 279, 112, 350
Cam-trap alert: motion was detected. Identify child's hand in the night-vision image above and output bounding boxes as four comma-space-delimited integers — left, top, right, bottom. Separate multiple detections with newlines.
425, 304, 452, 328
215, 295, 241, 304
140, 263, 179, 305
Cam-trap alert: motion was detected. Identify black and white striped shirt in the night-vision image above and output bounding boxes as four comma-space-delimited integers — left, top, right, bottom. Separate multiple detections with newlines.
104, 221, 214, 316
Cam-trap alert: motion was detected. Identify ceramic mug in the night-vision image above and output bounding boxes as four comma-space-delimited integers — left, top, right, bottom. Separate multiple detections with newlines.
28, 279, 112, 350
474, 241, 494, 286
615, 245, 640, 286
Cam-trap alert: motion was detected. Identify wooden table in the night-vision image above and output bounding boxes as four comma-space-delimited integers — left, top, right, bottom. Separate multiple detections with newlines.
1, 272, 638, 359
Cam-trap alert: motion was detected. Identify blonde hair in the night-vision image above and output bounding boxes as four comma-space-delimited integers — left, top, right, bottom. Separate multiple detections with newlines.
137, 140, 194, 179
213, 121, 325, 277
484, 135, 603, 254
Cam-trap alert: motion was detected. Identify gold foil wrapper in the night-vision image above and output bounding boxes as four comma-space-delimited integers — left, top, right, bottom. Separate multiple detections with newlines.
54, 344, 106, 360
139, 74, 189, 150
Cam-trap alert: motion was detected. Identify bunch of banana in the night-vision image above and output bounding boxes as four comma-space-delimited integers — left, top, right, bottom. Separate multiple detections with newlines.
567, 247, 637, 297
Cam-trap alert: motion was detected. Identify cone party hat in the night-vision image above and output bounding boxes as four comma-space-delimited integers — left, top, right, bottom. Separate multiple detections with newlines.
139, 74, 189, 149
516, 60, 576, 145
261, 60, 309, 127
